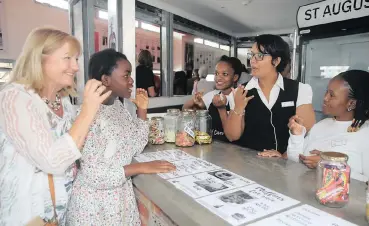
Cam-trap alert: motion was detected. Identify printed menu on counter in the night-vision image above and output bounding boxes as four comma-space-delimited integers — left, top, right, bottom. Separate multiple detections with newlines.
158, 158, 221, 179
196, 183, 300, 226
134, 149, 194, 163
168, 169, 255, 199
249, 204, 357, 226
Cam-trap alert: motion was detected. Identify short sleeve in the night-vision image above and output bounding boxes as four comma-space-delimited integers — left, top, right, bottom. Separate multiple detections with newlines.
0, 85, 81, 175
202, 90, 216, 109
297, 83, 313, 107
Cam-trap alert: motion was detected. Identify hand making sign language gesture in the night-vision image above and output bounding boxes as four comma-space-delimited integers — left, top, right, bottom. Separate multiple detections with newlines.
288, 115, 321, 168
130, 88, 149, 110
129, 88, 149, 120
232, 85, 254, 115
212, 93, 227, 109
193, 91, 206, 109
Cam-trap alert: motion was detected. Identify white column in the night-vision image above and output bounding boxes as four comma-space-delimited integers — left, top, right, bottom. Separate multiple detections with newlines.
121, 0, 137, 116
108, 0, 122, 52
291, 29, 298, 80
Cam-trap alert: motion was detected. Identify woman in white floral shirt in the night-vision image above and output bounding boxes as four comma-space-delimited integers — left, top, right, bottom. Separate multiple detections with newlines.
66, 49, 176, 225
0, 28, 111, 225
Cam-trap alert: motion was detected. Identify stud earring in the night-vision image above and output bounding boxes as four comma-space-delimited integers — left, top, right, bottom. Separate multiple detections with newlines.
347, 107, 352, 112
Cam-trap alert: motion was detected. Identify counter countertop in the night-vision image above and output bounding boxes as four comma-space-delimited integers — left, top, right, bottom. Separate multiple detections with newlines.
132, 141, 366, 226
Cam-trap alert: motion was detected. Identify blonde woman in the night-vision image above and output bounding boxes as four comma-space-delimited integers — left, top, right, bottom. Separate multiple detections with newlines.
0, 28, 110, 225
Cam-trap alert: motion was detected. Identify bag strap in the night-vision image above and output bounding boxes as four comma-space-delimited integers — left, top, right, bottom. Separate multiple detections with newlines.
47, 174, 58, 224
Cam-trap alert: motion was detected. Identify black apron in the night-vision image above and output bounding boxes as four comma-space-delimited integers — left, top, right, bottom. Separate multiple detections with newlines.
237, 78, 299, 153
208, 92, 231, 143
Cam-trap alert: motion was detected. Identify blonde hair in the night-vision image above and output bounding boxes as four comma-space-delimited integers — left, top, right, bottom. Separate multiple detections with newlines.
10, 27, 81, 96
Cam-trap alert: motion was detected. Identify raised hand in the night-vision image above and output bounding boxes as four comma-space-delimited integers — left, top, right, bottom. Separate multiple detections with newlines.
233, 85, 254, 111
288, 115, 305, 135
193, 91, 205, 109
130, 88, 149, 110
212, 93, 227, 108
81, 79, 112, 115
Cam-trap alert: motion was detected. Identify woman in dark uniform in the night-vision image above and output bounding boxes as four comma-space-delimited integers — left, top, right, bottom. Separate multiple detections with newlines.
183, 56, 241, 142
219, 34, 316, 156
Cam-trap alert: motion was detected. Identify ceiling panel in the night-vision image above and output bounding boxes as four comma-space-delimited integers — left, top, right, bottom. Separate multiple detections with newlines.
159, 0, 321, 35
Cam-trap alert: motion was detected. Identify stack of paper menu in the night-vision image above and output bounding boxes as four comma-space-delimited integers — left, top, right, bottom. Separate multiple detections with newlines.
249, 204, 358, 226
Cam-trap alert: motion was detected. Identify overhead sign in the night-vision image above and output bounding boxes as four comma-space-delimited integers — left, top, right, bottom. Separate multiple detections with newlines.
297, 0, 369, 28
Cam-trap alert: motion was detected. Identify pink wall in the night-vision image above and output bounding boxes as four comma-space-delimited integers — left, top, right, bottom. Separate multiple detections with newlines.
0, 0, 228, 73
0, 0, 69, 60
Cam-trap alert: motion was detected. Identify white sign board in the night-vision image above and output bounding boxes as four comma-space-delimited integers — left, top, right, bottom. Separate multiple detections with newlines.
297, 0, 369, 28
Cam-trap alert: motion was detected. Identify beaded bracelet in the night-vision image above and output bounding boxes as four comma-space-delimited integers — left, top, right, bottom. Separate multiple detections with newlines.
232, 109, 245, 116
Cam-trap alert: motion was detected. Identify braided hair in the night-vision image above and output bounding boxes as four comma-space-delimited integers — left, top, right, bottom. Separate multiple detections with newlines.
334, 70, 369, 132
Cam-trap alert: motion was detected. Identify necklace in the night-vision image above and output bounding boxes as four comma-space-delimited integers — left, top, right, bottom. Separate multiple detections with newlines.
42, 93, 61, 111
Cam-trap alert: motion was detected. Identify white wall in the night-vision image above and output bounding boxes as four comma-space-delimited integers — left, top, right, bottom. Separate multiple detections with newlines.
0, 0, 69, 60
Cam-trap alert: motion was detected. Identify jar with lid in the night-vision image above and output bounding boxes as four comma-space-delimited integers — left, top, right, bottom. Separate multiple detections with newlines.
175, 111, 195, 147
149, 117, 165, 145
195, 110, 212, 145
164, 109, 180, 143
315, 152, 351, 208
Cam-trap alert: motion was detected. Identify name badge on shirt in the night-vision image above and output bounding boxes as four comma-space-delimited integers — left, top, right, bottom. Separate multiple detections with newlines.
281, 101, 294, 108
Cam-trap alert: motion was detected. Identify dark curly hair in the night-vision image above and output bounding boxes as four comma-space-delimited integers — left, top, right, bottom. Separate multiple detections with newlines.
88, 48, 128, 80
254, 34, 290, 73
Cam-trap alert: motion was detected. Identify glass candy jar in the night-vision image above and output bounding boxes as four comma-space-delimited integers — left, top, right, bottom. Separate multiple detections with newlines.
149, 117, 165, 145
315, 152, 351, 208
164, 109, 180, 143
195, 110, 212, 144
175, 111, 195, 147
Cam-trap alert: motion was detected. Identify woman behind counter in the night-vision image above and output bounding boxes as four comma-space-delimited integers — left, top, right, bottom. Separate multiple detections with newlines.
220, 34, 315, 155
136, 50, 157, 97
66, 49, 175, 225
0, 27, 110, 225
287, 70, 369, 182
183, 56, 241, 142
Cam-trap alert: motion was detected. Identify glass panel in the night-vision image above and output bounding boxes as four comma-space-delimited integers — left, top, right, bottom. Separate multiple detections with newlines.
174, 32, 229, 94
303, 33, 369, 121
136, 20, 161, 97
